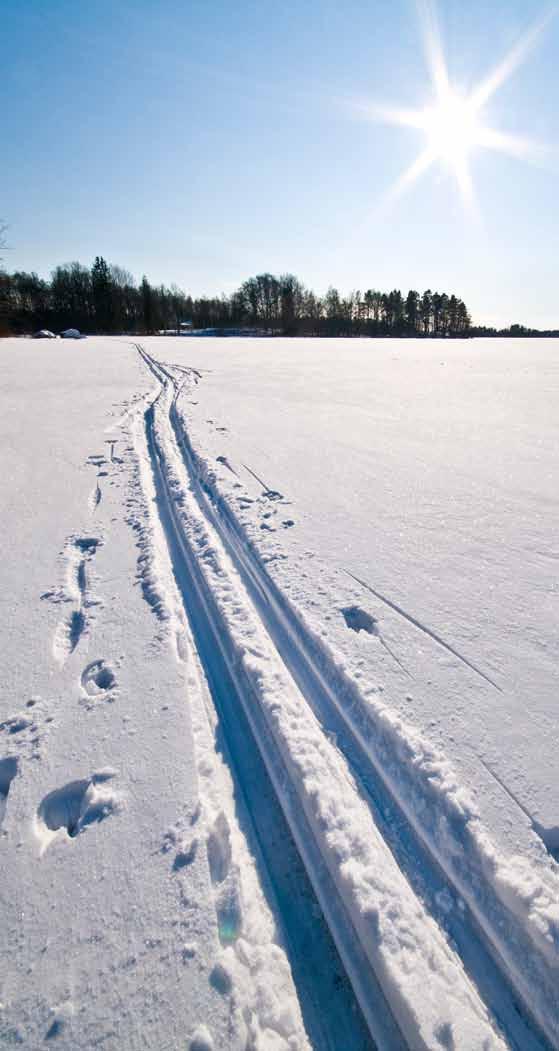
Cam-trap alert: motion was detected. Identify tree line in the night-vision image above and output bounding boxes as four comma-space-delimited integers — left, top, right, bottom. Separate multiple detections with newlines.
0, 255, 472, 337
471, 323, 559, 338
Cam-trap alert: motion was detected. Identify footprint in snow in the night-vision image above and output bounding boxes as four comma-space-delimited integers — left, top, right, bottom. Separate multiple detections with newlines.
89, 480, 102, 512
206, 812, 242, 946
161, 826, 198, 870
0, 757, 18, 828
0, 712, 36, 735
50, 536, 102, 665
209, 961, 232, 995
0, 697, 52, 762
44, 1001, 75, 1041
173, 840, 198, 870
81, 659, 117, 697
189, 1026, 214, 1051
341, 606, 378, 635
36, 769, 120, 851
207, 812, 231, 884
341, 606, 410, 675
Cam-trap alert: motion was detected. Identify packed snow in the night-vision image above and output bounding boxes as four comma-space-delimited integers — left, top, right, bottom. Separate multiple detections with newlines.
1, 335, 558, 1050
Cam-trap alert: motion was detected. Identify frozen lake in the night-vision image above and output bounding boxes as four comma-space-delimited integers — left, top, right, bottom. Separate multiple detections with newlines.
1, 334, 558, 1049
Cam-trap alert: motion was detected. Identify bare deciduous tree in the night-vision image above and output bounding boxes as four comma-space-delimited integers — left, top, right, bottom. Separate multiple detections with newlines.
0, 221, 8, 266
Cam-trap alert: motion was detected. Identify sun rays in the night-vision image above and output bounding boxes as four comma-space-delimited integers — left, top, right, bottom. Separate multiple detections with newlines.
365, 1, 555, 212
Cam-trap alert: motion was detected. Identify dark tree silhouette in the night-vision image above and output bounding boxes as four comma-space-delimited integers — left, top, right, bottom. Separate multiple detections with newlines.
91, 256, 113, 333
141, 276, 155, 334
0, 255, 474, 338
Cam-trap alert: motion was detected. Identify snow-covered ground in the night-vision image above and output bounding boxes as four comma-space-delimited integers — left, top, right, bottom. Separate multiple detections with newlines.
1, 335, 558, 1050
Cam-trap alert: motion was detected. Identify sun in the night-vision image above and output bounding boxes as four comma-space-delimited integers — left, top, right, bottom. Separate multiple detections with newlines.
362, 2, 553, 211
419, 92, 481, 167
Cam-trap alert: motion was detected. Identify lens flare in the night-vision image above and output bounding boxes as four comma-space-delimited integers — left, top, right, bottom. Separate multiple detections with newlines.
362, 1, 554, 212
421, 93, 480, 164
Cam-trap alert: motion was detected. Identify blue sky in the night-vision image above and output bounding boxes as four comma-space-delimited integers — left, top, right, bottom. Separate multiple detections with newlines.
3, 0, 558, 326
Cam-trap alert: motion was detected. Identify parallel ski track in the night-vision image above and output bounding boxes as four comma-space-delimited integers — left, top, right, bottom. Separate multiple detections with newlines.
139, 350, 395, 1050
137, 346, 554, 1051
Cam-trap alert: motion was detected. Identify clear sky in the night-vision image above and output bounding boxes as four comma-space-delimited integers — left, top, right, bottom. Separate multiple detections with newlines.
2, 0, 558, 327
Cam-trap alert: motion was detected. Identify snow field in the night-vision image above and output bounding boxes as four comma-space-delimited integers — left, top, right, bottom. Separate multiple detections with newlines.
2, 335, 558, 1049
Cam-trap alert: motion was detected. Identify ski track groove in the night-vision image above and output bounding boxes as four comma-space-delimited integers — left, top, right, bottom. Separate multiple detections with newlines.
136, 346, 553, 1051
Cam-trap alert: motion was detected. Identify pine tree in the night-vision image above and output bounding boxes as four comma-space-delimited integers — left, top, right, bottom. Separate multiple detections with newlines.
405, 290, 420, 334
91, 256, 113, 332
420, 290, 432, 335
141, 276, 154, 333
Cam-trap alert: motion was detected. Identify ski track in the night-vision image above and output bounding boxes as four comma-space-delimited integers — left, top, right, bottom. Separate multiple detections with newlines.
142, 360, 379, 1050
128, 358, 373, 1049
150, 351, 559, 1051
131, 345, 555, 1051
